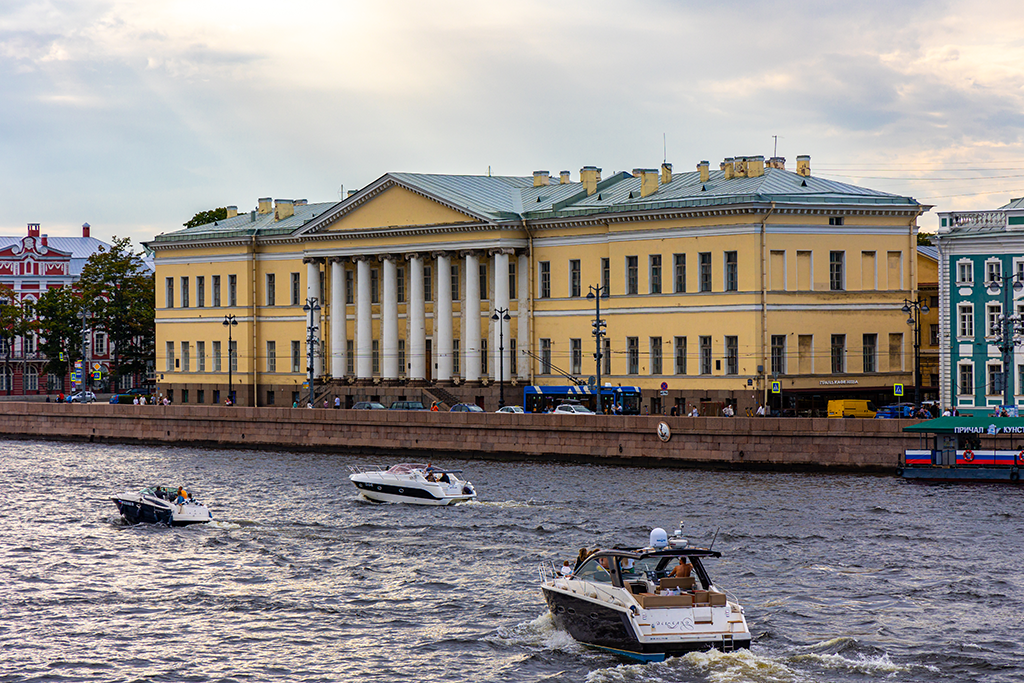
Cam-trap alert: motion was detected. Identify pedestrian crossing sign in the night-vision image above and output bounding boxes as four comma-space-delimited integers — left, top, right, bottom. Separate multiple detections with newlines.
771, 381, 781, 394
894, 384, 904, 396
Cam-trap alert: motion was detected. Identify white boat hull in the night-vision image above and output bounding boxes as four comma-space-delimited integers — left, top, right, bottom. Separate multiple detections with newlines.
349, 465, 477, 505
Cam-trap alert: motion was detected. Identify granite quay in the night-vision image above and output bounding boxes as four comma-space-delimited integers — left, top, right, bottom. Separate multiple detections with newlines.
0, 402, 920, 472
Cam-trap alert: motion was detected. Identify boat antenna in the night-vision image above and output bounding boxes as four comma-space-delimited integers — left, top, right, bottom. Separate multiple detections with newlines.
709, 527, 720, 550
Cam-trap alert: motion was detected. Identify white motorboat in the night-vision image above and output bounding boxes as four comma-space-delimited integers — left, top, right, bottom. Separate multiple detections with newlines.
112, 485, 213, 526
539, 526, 751, 662
348, 463, 477, 505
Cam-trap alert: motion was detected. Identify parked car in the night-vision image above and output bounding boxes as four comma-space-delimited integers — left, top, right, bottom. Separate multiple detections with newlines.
449, 403, 484, 412
66, 391, 96, 403
352, 401, 387, 410
496, 405, 524, 413
874, 403, 916, 419
553, 403, 595, 415
390, 401, 427, 410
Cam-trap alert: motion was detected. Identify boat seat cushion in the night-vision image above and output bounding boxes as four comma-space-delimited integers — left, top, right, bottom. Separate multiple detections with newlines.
660, 576, 696, 590
635, 593, 694, 609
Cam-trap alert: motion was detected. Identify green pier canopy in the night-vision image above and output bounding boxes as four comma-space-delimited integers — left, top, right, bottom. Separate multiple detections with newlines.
903, 417, 1024, 435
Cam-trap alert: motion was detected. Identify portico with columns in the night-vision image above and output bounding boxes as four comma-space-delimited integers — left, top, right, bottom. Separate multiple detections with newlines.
303, 246, 528, 386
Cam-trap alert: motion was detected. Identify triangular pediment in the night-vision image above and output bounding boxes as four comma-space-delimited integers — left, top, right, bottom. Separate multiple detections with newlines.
319, 183, 481, 233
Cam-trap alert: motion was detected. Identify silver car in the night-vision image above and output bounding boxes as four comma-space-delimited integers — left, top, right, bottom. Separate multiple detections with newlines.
553, 404, 595, 415
496, 405, 524, 413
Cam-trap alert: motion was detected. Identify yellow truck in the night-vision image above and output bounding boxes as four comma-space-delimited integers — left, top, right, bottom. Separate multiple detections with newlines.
827, 399, 877, 418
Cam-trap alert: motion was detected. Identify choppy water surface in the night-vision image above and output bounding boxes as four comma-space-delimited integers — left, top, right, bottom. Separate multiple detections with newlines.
1, 440, 1021, 682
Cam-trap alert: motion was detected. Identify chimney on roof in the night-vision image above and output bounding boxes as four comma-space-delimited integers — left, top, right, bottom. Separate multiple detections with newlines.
294, 199, 307, 206
82, 222, 90, 238
559, 170, 571, 185
661, 162, 672, 184
27, 223, 40, 238
258, 197, 272, 215
721, 158, 735, 180
580, 166, 602, 196
275, 199, 294, 221
226, 206, 238, 219
747, 155, 765, 178
697, 160, 710, 183
734, 157, 748, 177
768, 156, 786, 170
639, 169, 659, 198
533, 170, 550, 187
41, 234, 47, 247
796, 155, 811, 177
347, 190, 357, 197
632, 168, 643, 178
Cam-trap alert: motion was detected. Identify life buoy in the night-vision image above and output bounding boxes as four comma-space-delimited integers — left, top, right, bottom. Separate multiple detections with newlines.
1016, 450, 1024, 465
963, 450, 974, 462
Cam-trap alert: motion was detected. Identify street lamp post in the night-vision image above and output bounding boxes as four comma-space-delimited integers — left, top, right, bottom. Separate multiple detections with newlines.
986, 272, 1024, 408
491, 308, 511, 407
901, 297, 930, 407
303, 298, 321, 408
586, 284, 609, 409
78, 306, 90, 397
222, 315, 237, 405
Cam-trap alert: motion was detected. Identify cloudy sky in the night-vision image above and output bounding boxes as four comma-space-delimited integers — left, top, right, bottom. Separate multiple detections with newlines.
2, 0, 1024, 247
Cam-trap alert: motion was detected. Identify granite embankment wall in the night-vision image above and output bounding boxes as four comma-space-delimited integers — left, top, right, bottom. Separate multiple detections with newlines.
0, 402, 925, 472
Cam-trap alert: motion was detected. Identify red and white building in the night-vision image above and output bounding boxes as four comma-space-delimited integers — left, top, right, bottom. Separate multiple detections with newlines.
0, 223, 111, 395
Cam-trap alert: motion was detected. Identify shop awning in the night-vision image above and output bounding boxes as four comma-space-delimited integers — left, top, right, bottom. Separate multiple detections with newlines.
903, 417, 1024, 435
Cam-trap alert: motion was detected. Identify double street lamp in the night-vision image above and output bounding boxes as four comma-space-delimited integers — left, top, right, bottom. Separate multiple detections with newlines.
586, 284, 609, 408
901, 297, 930, 407
303, 298, 321, 408
986, 272, 1024, 408
491, 307, 511, 408
222, 315, 237, 405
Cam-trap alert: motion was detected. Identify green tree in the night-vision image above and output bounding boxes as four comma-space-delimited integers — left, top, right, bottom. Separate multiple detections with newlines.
36, 284, 85, 388
917, 231, 934, 246
184, 207, 228, 228
77, 237, 155, 387
0, 286, 39, 395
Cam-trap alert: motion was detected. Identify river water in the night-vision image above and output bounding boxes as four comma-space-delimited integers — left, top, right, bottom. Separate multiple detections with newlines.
1, 439, 1021, 683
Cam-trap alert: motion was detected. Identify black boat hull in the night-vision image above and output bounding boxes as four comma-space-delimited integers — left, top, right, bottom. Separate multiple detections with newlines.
542, 588, 750, 658
113, 497, 206, 526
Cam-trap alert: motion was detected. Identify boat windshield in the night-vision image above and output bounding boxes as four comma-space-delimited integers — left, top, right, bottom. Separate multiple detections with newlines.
575, 557, 612, 583
386, 463, 427, 474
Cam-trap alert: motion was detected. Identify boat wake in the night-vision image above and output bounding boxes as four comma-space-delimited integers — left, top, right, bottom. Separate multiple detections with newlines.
463, 499, 535, 509
488, 612, 585, 655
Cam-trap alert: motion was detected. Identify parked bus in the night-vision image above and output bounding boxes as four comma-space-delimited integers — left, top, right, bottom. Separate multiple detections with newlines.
523, 385, 642, 415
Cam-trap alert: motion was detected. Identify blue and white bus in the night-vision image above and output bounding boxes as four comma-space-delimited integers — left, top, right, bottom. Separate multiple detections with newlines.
523, 385, 642, 415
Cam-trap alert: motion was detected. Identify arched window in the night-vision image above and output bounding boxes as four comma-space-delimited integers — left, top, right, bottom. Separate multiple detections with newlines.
25, 366, 38, 391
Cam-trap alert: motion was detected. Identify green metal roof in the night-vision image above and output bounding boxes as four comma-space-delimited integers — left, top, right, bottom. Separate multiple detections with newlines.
153, 165, 924, 244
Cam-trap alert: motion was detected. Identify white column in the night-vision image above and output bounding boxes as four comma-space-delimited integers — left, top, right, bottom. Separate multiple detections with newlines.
330, 258, 345, 378
436, 252, 453, 381
381, 256, 399, 379
356, 257, 372, 379
306, 259, 323, 377
517, 252, 529, 379
464, 252, 480, 382
408, 255, 426, 380
493, 250, 511, 383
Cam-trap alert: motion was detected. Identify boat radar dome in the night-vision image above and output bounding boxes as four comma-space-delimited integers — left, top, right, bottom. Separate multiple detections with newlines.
650, 528, 669, 549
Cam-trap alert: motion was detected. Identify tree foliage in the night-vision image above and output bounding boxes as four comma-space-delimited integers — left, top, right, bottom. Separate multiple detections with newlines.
35, 285, 84, 381
77, 237, 155, 383
917, 231, 934, 246
184, 207, 228, 229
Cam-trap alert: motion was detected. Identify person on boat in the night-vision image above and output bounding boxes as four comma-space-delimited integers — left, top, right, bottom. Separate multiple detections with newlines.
560, 561, 573, 577
574, 547, 590, 571
176, 487, 189, 504
669, 556, 693, 578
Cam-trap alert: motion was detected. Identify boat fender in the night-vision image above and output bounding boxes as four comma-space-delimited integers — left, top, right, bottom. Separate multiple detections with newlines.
1012, 468, 1020, 482
895, 467, 903, 477
963, 450, 974, 462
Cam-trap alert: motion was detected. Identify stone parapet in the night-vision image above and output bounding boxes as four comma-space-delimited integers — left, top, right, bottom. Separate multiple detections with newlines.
0, 402, 922, 472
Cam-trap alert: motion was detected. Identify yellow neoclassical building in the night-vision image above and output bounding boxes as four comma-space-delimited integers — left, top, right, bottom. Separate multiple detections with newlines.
148, 155, 929, 415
